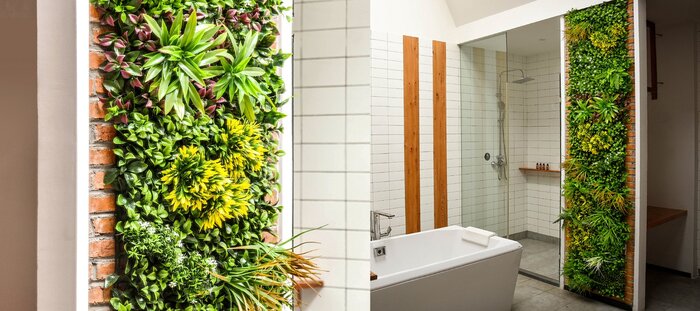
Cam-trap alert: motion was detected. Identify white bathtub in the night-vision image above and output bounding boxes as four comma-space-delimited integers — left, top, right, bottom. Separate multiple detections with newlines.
370, 226, 522, 311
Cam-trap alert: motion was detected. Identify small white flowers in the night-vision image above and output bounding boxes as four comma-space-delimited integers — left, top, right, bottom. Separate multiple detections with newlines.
239, 258, 246, 264
168, 281, 177, 288
207, 258, 217, 267
176, 254, 185, 264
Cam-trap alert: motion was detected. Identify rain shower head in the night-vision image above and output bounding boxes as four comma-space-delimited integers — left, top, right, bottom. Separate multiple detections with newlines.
511, 76, 534, 84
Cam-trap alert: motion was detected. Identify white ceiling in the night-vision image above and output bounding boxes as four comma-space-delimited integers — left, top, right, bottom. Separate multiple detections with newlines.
507, 17, 561, 56
444, 0, 537, 27
462, 17, 561, 57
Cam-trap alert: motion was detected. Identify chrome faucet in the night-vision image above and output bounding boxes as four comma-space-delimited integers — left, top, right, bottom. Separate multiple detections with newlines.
371, 211, 395, 241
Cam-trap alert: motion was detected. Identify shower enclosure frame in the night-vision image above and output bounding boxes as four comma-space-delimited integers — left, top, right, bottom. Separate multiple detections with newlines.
459, 28, 564, 286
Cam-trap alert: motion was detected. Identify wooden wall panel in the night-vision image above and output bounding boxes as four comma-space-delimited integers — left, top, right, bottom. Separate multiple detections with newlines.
403, 36, 421, 233
432, 40, 448, 228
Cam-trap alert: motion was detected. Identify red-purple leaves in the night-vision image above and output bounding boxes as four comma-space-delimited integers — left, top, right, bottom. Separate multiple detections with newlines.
102, 52, 142, 78
225, 7, 264, 32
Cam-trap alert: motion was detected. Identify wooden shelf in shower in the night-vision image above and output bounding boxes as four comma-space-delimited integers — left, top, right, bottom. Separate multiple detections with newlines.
647, 206, 687, 229
518, 167, 561, 175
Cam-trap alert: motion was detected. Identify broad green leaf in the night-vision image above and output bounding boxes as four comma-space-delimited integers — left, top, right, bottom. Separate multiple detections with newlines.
142, 14, 162, 40
158, 46, 182, 56
159, 20, 168, 45
171, 11, 184, 37
144, 64, 162, 82
128, 161, 148, 173
178, 61, 204, 85
104, 274, 119, 288
241, 67, 265, 77
177, 71, 189, 100
181, 9, 198, 48
158, 64, 172, 100
188, 82, 204, 113
164, 91, 176, 114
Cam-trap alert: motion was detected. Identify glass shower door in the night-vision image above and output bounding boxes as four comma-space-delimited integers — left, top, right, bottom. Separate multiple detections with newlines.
459, 33, 510, 237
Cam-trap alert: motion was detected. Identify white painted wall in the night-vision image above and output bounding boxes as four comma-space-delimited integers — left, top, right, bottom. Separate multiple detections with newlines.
37, 0, 90, 309
371, 0, 609, 44
293, 0, 371, 309
452, 0, 609, 44
0, 0, 37, 309
370, 0, 456, 43
646, 22, 696, 274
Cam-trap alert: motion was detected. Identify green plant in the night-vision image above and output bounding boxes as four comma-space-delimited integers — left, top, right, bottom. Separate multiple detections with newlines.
561, 0, 632, 299
91, 0, 318, 309
214, 30, 268, 121
142, 10, 227, 118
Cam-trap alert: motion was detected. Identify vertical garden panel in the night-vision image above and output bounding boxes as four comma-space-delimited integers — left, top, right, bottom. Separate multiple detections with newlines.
563, 0, 636, 305
88, 1, 318, 310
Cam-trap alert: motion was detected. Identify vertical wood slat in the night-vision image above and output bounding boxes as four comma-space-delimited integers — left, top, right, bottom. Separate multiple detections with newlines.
403, 36, 421, 233
432, 40, 448, 229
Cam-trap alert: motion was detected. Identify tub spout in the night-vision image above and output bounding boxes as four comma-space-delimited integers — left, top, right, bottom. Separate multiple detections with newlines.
371, 211, 395, 241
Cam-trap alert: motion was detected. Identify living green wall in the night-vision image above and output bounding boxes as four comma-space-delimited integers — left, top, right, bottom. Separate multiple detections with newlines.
89, 1, 316, 310
562, 0, 633, 299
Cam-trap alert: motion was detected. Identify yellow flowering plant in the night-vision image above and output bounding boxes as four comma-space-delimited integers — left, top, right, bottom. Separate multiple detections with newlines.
213, 118, 267, 180
161, 145, 251, 230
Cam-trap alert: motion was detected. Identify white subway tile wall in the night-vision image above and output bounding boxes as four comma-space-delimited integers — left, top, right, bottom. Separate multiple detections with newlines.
523, 51, 562, 238
293, 0, 371, 310
460, 46, 509, 236
460, 46, 561, 239
369, 32, 462, 236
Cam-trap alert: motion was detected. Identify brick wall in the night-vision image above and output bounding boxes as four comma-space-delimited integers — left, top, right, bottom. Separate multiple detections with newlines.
88, 5, 117, 310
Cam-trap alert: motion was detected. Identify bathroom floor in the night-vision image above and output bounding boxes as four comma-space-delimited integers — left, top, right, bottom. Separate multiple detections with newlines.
514, 269, 700, 310
645, 268, 700, 310
517, 238, 559, 280
512, 275, 621, 310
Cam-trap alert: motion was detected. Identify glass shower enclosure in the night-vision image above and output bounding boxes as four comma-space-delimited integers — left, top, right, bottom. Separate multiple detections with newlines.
459, 31, 563, 284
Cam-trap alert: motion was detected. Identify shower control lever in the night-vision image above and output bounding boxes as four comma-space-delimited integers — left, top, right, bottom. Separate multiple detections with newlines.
371, 211, 395, 241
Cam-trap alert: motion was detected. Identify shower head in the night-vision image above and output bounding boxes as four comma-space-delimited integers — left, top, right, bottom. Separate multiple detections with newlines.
511, 76, 534, 84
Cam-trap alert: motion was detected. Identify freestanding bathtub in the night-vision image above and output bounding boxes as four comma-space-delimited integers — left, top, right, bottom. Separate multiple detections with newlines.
370, 226, 522, 311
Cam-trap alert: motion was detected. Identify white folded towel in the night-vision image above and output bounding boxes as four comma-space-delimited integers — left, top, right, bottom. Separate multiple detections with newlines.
462, 226, 495, 246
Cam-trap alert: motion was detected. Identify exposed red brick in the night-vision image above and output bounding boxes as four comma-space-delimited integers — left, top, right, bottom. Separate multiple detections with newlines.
91, 26, 111, 45
90, 51, 106, 70
90, 76, 105, 95
91, 171, 112, 190
93, 123, 116, 143
89, 5, 101, 23
92, 216, 116, 234
89, 239, 115, 258
94, 261, 116, 280
90, 194, 116, 213
89, 99, 107, 119
88, 286, 111, 305
90, 148, 116, 165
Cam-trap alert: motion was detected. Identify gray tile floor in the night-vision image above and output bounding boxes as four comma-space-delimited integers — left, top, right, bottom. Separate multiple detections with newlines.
513, 269, 700, 310
645, 268, 700, 310
518, 238, 560, 280
513, 274, 622, 310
